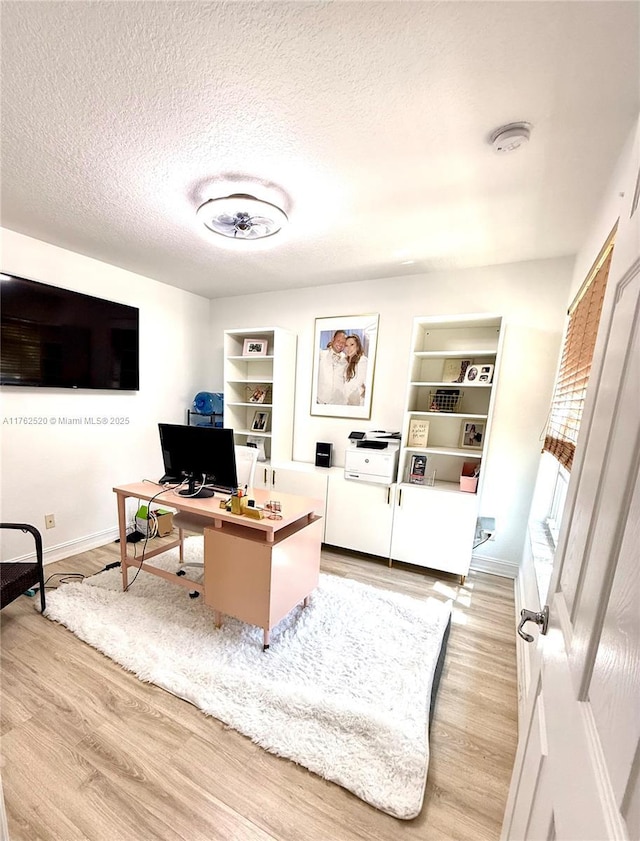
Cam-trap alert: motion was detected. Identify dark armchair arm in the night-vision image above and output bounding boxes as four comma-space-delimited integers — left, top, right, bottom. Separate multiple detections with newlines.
0, 523, 46, 613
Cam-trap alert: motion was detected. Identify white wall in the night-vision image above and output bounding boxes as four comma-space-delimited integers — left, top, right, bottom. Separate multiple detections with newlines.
207, 256, 573, 566
572, 115, 639, 299
1, 229, 211, 561
0, 232, 575, 568
524, 114, 639, 553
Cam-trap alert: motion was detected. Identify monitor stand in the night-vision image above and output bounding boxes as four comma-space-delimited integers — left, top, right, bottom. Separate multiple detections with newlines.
177, 474, 215, 499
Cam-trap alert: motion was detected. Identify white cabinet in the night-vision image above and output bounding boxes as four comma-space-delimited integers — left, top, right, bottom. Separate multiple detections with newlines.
271, 463, 329, 518
390, 483, 478, 575
254, 461, 329, 539
254, 463, 273, 491
223, 328, 296, 465
324, 472, 395, 557
324, 474, 477, 578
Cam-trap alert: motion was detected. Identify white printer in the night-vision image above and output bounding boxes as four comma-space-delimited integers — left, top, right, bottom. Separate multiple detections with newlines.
344, 430, 401, 484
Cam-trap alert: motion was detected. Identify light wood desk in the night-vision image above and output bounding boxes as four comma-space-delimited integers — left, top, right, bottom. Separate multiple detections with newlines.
113, 482, 323, 648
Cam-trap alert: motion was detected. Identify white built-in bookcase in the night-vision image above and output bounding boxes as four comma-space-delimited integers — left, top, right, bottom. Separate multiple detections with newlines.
398, 314, 503, 491
223, 327, 297, 466
391, 314, 504, 580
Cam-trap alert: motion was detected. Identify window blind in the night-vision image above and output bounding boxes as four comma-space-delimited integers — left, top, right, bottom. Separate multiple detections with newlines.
543, 247, 613, 471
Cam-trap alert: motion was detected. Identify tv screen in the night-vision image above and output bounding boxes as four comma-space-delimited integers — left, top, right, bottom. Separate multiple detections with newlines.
158, 424, 238, 498
0, 274, 139, 390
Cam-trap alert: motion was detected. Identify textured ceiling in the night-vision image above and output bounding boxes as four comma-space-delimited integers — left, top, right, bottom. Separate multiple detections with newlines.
1, 1, 638, 299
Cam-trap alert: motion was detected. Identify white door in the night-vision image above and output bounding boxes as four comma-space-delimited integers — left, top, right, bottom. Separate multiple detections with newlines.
270, 464, 329, 536
324, 475, 395, 556
502, 244, 640, 834
253, 463, 272, 490
390, 484, 477, 577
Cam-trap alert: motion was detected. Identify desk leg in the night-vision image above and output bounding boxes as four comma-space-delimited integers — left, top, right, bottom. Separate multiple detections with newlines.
117, 494, 128, 591
263, 629, 270, 651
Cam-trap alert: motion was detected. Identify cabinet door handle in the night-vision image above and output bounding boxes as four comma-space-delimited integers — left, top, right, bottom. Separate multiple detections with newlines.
386, 487, 390, 505
272, 470, 276, 486
263, 468, 268, 485
397, 488, 402, 507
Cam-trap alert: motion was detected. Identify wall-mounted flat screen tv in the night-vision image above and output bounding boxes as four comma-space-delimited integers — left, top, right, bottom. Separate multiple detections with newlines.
0, 274, 139, 390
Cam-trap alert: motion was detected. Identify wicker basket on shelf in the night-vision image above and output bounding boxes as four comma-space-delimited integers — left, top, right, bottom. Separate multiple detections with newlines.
428, 389, 463, 413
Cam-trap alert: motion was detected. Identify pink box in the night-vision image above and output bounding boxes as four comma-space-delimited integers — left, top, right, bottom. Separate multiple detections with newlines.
460, 461, 479, 493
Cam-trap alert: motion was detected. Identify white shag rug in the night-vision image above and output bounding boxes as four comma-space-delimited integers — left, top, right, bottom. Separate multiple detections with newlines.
43, 537, 451, 819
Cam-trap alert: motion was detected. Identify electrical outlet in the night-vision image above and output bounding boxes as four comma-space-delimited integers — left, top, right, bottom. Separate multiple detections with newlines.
45, 513, 55, 529
476, 516, 496, 541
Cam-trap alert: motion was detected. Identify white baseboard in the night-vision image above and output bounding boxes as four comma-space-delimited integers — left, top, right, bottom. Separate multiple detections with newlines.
470, 552, 519, 579
9, 527, 119, 566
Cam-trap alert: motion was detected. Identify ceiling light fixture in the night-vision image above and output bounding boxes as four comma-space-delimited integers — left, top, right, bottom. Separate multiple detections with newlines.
196, 194, 288, 240
490, 122, 532, 153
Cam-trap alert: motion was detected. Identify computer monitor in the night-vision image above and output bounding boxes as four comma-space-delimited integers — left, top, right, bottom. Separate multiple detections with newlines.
158, 423, 238, 498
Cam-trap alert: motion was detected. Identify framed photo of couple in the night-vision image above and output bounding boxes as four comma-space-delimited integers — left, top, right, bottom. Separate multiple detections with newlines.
310, 314, 379, 419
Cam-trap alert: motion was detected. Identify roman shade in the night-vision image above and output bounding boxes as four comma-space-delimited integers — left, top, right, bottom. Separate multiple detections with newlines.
543, 246, 613, 471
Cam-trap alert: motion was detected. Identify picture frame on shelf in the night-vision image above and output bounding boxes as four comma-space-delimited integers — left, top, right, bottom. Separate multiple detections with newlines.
251, 410, 269, 432
407, 418, 430, 448
310, 313, 379, 420
460, 420, 485, 449
463, 363, 494, 385
463, 364, 481, 384
477, 364, 494, 384
242, 338, 269, 357
408, 454, 427, 484
442, 358, 472, 384
247, 386, 269, 404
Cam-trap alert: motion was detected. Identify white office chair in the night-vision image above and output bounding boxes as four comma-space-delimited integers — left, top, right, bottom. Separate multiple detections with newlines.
174, 444, 259, 577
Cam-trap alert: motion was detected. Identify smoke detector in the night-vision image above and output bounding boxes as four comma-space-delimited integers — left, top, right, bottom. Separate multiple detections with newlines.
490, 122, 532, 153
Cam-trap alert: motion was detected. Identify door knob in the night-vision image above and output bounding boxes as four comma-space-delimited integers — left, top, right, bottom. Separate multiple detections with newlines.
517, 605, 549, 642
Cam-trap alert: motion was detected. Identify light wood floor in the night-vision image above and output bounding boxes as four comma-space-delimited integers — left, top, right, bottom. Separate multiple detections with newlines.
1, 540, 518, 841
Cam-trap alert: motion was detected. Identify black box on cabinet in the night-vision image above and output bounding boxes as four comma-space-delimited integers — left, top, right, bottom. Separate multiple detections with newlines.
315, 442, 332, 468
